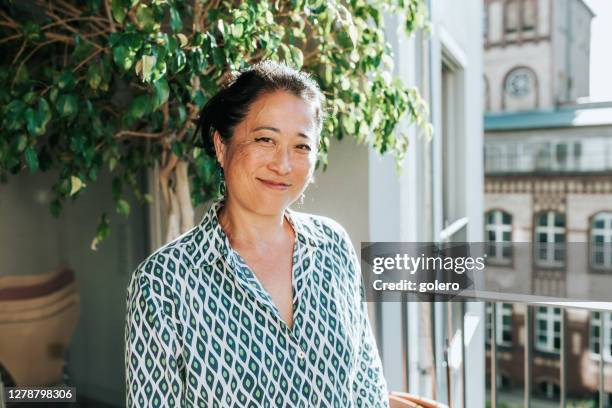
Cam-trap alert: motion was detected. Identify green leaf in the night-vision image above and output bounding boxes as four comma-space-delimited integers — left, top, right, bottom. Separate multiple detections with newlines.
153, 78, 169, 109
135, 4, 156, 31
176, 33, 188, 48
57, 71, 76, 90
56, 94, 78, 117
289, 46, 303, 69
16, 134, 28, 152
24, 98, 51, 136
91, 213, 110, 251
4, 100, 25, 130
231, 23, 244, 38
24, 146, 38, 172
135, 54, 156, 82
113, 45, 136, 71
109, 156, 118, 171
216, 19, 226, 39
128, 95, 151, 120
111, 0, 127, 24
172, 50, 186, 73
70, 176, 86, 196
87, 64, 102, 90
169, 6, 182, 32
38, 98, 51, 124
116, 198, 130, 215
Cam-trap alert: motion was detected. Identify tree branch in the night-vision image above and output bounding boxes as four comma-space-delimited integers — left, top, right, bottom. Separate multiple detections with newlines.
114, 130, 166, 140
72, 47, 104, 72
104, 0, 117, 33
0, 33, 23, 45
0, 10, 18, 28
12, 39, 28, 64
45, 32, 75, 44
45, 9, 107, 53
40, 16, 109, 31
12, 40, 58, 86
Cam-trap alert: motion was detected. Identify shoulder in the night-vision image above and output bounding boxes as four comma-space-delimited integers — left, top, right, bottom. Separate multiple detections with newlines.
128, 224, 203, 299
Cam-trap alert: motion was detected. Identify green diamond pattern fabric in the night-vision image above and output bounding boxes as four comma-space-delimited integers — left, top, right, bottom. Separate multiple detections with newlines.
125, 200, 389, 407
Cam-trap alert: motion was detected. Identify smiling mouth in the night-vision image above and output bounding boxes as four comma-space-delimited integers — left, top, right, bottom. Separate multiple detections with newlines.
256, 178, 292, 189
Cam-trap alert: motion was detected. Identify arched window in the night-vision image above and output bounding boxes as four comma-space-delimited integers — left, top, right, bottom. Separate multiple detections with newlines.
503, 66, 538, 111
504, 0, 520, 33
534, 211, 565, 267
591, 212, 612, 270
485, 210, 512, 262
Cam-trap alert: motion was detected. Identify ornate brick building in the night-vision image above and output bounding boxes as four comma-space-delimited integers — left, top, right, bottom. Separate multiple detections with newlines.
483, 0, 612, 405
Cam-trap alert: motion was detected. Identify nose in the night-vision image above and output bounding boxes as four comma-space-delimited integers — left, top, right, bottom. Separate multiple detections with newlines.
268, 146, 292, 175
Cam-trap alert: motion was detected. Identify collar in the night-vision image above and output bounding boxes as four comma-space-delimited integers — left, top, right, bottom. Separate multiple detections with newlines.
197, 199, 320, 267
196, 200, 322, 321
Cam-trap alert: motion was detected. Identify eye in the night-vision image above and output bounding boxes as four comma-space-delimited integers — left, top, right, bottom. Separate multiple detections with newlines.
254, 137, 274, 144
296, 144, 312, 151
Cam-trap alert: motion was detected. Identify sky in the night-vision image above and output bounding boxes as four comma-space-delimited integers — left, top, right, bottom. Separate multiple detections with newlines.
584, 0, 612, 100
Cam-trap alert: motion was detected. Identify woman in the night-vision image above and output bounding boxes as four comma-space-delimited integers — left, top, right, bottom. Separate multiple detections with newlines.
125, 61, 389, 407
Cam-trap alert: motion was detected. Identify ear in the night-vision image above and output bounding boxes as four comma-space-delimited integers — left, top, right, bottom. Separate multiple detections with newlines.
212, 131, 226, 168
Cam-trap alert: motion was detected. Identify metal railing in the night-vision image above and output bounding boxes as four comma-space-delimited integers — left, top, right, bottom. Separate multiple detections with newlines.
488, 302, 611, 408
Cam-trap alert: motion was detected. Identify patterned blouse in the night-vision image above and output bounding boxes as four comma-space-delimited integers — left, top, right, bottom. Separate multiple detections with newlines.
125, 200, 389, 407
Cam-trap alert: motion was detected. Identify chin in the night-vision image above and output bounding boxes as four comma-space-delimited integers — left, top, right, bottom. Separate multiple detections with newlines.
252, 195, 297, 214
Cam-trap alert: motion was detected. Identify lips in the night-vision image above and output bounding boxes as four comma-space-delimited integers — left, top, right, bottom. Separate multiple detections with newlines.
256, 178, 291, 189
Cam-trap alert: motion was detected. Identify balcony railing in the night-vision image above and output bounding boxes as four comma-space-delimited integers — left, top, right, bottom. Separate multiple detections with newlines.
484, 138, 612, 175
487, 302, 612, 408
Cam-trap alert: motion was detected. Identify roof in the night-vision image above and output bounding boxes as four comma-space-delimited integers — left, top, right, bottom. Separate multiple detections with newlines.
484, 103, 612, 131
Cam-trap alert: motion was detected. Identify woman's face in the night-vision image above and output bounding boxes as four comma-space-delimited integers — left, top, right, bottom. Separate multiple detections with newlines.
214, 90, 318, 215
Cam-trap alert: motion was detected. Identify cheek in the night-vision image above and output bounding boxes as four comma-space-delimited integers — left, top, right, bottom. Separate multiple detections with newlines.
226, 146, 265, 174
293, 155, 315, 182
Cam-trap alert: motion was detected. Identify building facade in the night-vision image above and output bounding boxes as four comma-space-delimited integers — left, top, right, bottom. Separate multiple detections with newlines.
0, 1, 486, 407
483, 0, 612, 405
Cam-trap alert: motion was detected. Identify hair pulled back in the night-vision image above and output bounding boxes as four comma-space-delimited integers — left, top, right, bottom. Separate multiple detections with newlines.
195, 60, 325, 158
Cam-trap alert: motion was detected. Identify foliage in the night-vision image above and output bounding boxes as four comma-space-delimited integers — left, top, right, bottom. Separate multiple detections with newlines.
0, 0, 431, 247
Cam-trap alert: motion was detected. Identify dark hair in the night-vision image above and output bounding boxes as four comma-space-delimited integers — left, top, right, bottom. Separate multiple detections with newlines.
195, 60, 325, 157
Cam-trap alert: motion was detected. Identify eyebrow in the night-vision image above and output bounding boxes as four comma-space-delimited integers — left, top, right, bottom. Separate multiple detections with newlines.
252, 126, 311, 140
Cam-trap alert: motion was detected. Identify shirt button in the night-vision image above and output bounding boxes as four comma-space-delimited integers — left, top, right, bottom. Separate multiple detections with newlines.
297, 349, 306, 359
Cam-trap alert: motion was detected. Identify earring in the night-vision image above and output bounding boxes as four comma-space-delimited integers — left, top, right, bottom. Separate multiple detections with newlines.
218, 167, 226, 198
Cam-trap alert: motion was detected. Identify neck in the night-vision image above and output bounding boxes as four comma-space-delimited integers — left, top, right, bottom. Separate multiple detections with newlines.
218, 197, 291, 250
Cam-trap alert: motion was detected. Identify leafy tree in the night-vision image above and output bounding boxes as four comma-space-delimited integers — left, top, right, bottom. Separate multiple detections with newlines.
0, 0, 431, 248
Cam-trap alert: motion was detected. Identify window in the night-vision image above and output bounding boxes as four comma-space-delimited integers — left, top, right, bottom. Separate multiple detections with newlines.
485, 210, 512, 263
486, 303, 513, 346
505, 0, 520, 33
591, 212, 612, 270
535, 306, 561, 354
536, 379, 560, 400
534, 212, 565, 267
590, 311, 612, 361
522, 0, 537, 30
